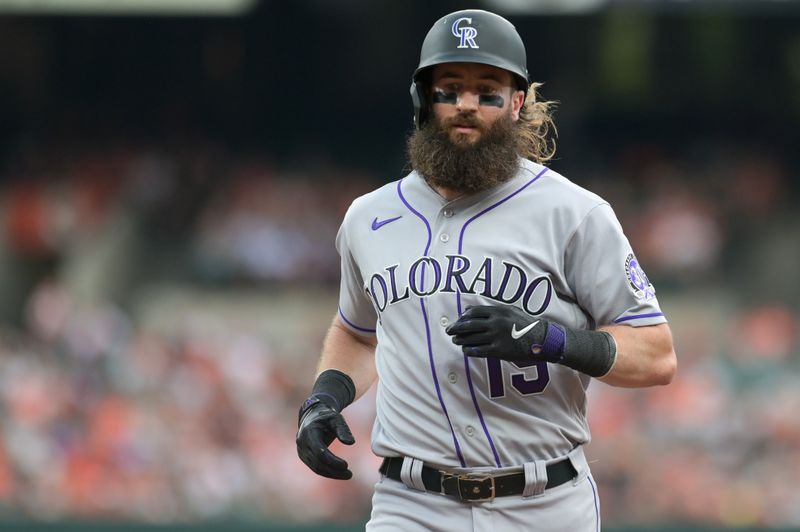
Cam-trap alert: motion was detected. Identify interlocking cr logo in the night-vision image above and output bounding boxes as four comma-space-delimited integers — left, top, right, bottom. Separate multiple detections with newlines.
451, 17, 479, 49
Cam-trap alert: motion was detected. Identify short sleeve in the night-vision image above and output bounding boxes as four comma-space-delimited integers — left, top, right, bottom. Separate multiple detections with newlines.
335, 216, 378, 336
564, 203, 667, 327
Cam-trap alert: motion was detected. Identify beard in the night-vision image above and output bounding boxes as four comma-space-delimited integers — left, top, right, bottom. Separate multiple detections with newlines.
406, 110, 521, 195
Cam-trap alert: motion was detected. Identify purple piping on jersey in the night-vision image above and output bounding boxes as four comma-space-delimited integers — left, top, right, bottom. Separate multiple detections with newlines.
456, 166, 550, 468
338, 307, 376, 333
397, 179, 466, 467
612, 311, 664, 324
588, 475, 600, 532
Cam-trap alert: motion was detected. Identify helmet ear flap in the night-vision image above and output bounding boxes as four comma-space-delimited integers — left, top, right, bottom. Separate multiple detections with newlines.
410, 81, 428, 130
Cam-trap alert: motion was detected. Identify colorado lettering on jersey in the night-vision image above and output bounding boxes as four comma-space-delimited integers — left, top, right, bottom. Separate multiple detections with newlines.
366, 254, 552, 316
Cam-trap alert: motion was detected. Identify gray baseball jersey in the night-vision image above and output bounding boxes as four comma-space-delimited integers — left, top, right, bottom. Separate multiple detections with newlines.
336, 158, 666, 471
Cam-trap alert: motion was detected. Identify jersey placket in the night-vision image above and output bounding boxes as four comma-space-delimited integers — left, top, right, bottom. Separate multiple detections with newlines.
427, 202, 500, 468
395, 178, 468, 467
451, 166, 552, 468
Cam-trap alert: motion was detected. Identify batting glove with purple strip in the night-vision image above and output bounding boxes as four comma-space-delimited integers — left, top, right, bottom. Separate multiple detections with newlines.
446, 305, 566, 363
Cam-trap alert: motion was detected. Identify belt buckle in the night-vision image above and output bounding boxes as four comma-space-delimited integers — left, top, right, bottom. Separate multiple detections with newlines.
455, 472, 496, 502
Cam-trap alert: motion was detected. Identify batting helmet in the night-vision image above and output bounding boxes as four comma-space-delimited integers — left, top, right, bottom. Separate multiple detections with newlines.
410, 9, 530, 128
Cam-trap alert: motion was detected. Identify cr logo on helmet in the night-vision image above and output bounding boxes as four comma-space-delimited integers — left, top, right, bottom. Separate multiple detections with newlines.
451, 17, 479, 49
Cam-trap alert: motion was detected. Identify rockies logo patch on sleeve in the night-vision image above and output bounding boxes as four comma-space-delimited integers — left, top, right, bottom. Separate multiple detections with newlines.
625, 253, 655, 300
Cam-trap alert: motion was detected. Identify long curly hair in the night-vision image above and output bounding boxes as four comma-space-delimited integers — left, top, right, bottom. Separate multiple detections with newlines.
515, 82, 558, 164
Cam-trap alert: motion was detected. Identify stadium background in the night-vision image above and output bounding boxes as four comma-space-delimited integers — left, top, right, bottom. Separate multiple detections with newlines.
0, 0, 799, 530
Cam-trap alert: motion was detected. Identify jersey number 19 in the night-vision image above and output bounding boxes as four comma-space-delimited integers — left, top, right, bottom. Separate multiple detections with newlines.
486, 359, 550, 398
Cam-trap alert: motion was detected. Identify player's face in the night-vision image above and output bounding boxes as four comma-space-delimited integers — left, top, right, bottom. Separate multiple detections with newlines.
430, 63, 525, 145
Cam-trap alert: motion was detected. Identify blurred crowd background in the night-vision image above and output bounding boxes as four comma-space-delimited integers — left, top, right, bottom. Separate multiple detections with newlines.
1, 0, 799, 529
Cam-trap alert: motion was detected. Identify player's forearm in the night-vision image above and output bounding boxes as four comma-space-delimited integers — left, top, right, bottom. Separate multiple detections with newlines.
597, 323, 676, 388
316, 316, 378, 401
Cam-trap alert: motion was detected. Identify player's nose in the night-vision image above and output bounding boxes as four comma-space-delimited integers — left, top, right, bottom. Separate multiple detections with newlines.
455, 90, 479, 112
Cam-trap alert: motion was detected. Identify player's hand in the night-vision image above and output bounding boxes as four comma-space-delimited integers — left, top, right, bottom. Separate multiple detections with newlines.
446, 305, 566, 363
296, 397, 356, 480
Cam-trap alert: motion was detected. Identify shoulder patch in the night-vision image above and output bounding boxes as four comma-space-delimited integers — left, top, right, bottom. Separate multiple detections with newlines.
625, 253, 655, 300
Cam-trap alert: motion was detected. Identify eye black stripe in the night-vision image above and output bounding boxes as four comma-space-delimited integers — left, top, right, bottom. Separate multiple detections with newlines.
478, 95, 504, 108
432, 90, 458, 104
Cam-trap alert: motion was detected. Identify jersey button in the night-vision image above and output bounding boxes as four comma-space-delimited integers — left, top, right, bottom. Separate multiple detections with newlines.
465, 426, 475, 437
439, 233, 450, 243
443, 208, 454, 218
440, 316, 449, 327
447, 372, 457, 384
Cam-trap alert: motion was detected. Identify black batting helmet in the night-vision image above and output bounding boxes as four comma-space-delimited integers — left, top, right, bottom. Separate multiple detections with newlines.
410, 9, 530, 128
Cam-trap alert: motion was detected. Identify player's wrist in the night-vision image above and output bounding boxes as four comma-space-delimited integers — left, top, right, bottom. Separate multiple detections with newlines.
519, 317, 616, 377
557, 328, 617, 378
301, 369, 356, 418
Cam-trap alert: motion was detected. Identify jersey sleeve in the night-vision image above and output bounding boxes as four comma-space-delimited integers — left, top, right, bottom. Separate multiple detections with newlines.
335, 213, 378, 336
564, 203, 667, 328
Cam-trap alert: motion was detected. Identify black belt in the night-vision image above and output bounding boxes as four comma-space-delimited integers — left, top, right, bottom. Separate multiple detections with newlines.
379, 457, 576, 502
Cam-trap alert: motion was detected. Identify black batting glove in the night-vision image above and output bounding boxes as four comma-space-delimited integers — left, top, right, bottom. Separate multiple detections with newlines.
296, 396, 355, 480
446, 305, 566, 363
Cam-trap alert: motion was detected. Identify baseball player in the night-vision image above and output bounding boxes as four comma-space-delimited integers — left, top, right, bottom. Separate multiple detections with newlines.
296, 9, 677, 531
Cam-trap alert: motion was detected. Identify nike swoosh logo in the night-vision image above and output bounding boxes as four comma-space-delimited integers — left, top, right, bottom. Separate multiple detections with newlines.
371, 216, 402, 231
511, 320, 540, 339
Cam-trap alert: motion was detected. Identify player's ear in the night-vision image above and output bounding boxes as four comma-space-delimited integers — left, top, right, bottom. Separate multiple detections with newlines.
510, 89, 525, 121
